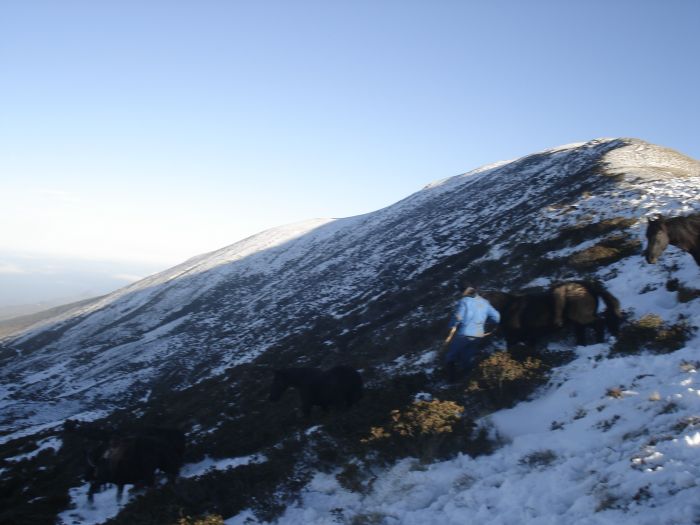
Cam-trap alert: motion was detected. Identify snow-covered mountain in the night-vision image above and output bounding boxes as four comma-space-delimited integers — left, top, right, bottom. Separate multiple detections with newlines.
2, 137, 700, 525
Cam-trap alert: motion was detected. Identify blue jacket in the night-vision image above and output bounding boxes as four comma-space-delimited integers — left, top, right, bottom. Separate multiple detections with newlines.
449, 295, 501, 337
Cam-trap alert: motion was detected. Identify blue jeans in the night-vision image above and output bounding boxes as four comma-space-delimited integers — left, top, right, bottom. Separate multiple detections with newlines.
445, 335, 481, 371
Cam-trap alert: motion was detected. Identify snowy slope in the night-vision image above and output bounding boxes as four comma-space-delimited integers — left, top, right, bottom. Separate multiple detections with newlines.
261, 249, 700, 525
1, 138, 699, 440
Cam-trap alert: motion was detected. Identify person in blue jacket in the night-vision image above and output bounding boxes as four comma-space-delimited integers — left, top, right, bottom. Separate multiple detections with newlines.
443, 284, 501, 381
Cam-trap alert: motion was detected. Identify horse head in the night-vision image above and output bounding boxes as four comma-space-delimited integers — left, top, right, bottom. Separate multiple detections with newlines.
645, 214, 669, 264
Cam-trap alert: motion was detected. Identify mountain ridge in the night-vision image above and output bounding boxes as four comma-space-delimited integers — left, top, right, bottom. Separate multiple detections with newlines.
4, 137, 700, 438
2, 137, 700, 524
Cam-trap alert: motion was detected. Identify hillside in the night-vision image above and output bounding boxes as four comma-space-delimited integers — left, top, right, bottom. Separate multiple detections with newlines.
271, 257, 700, 525
0, 297, 104, 339
2, 137, 700, 525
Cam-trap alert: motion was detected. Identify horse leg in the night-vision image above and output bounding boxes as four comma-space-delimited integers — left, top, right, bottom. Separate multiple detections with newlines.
595, 319, 605, 343
606, 312, 621, 337
145, 469, 156, 488
552, 286, 567, 328
511, 341, 534, 362
446, 360, 457, 383
166, 465, 179, 484
87, 482, 98, 504
116, 484, 124, 503
505, 331, 517, 350
574, 324, 586, 346
507, 328, 526, 350
526, 331, 538, 349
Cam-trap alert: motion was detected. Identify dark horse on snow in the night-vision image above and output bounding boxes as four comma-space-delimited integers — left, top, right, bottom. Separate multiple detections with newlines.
85, 426, 185, 502
268, 365, 363, 417
644, 213, 700, 266
483, 281, 622, 348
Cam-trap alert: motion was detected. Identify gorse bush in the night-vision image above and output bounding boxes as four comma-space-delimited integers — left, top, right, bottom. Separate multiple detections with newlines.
362, 399, 467, 463
173, 512, 226, 525
470, 351, 543, 394
611, 314, 693, 355
397, 399, 461, 436
463, 350, 550, 412
364, 399, 464, 440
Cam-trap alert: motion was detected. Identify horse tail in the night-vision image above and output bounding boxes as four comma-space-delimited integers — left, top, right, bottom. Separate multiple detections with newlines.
579, 280, 622, 334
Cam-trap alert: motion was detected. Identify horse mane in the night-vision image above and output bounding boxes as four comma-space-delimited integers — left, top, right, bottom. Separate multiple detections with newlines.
666, 213, 700, 249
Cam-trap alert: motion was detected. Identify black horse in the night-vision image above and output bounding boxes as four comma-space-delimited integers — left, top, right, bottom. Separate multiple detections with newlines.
86, 434, 182, 502
268, 365, 363, 417
83, 425, 185, 502
483, 281, 622, 347
645, 213, 700, 266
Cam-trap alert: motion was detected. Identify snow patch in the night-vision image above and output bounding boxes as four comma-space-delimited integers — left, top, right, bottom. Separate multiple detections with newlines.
181, 453, 267, 478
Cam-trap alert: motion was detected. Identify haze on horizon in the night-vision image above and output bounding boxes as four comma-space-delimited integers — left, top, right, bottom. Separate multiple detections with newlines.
1, 0, 699, 308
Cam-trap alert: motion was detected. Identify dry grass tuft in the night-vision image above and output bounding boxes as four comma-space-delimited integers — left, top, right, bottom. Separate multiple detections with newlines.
611, 314, 693, 355
568, 234, 641, 270
174, 515, 225, 525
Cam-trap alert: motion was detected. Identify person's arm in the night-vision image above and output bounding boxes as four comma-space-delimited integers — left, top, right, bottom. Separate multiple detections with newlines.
448, 300, 467, 329
443, 325, 458, 347
488, 304, 501, 324
482, 303, 501, 335
443, 300, 465, 352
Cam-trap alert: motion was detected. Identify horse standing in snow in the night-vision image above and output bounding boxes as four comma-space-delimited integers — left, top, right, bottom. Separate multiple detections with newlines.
268, 366, 363, 417
483, 281, 622, 347
84, 426, 185, 502
551, 281, 622, 343
644, 213, 700, 266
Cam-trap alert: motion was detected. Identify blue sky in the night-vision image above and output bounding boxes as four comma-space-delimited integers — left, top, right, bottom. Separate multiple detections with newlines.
1, 0, 699, 275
